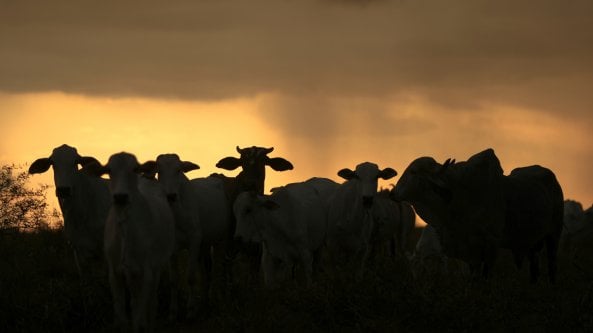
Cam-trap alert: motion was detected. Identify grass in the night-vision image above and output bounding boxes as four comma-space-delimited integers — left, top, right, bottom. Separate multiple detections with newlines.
1, 228, 592, 332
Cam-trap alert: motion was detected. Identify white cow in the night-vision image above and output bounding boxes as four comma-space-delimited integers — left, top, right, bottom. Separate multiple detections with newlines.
233, 179, 330, 287
144, 154, 233, 309
326, 162, 398, 278
410, 224, 448, 274
29, 144, 110, 275
141, 154, 202, 317
85, 152, 175, 332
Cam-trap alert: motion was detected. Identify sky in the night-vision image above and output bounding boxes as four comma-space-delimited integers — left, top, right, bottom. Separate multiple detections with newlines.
1, 0, 592, 215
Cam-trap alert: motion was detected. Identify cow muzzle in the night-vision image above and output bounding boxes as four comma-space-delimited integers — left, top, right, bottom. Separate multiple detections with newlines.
55, 186, 72, 198
166, 193, 178, 203
362, 196, 374, 208
113, 193, 129, 205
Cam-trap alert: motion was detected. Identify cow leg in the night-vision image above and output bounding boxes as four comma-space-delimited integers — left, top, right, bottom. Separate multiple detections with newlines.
528, 250, 540, 284
513, 251, 524, 270
261, 248, 275, 287
148, 269, 162, 333
132, 266, 158, 333
186, 238, 206, 317
167, 253, 179, 322
128, 267, 148, 333
189, 244, 212, 318
358, 243, 375, 281
247, 243, 263, 285
299, 250, 314, 287
388, 237, 397, 258
545, 235, 559, 284
108, 263, 128, 331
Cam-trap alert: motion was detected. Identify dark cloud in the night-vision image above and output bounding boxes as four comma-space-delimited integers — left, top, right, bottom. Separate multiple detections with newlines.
1, 0, 592, 121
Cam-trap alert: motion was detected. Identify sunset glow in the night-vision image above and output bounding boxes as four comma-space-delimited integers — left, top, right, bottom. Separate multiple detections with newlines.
1, 0, 592, 226
1, 91, 592, 227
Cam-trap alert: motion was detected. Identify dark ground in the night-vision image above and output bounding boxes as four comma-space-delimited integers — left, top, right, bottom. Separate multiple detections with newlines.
1, 227, 592, 332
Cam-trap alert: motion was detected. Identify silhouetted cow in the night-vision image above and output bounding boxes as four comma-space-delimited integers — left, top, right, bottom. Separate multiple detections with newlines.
29, 144, 110, 276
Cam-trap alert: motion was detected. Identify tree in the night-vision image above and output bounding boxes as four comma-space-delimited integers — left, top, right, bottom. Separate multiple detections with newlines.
0, 164, 55, 232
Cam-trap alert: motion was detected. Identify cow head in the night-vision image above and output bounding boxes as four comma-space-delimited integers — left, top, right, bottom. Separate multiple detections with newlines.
233, 191, 278, 243
391, 157, 455, 205
216, 146, 293, 194
29, 144, 99, 199
142, 154, 199, 203
338, 162, 397, 209
84, 152, 153, 206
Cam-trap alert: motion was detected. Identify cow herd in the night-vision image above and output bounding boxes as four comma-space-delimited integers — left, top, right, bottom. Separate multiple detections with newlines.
29, 144, 589, 332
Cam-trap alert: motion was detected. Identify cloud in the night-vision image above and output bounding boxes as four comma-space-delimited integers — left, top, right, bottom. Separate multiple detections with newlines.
1, 0, 592, 120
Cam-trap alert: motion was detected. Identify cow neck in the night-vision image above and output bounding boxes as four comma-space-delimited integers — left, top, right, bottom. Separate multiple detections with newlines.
177, 174, 194, 208
343, 180, 369, 232
237, 167, 265, 196
266, 192, 295, 243
409, 199, 448, 230
61, 171, 98, 250
114, 185, 148, 227
259, 202, 296, 261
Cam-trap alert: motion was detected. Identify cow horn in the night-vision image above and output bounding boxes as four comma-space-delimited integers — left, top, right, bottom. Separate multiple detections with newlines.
440, 158, 455, 173
263, 147, 274, 154
236, 146, 244, 154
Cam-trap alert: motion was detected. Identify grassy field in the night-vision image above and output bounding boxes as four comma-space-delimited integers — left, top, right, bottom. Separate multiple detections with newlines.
1, 227, 592, 332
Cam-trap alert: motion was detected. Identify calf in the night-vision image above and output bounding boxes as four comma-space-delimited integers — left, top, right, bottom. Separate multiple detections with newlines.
233, 180, 328, 287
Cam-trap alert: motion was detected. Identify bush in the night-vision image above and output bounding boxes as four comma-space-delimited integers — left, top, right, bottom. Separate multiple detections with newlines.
0, 164, 57, 232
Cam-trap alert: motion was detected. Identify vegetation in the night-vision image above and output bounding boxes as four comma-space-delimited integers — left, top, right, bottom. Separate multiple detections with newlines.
0, 164, 57, 232
1, 164, 592, 332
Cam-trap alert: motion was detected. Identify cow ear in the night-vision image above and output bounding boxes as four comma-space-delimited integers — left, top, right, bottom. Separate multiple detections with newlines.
379, 167, 397, 180
136, 161, 157, 175
216, 157, 242, 170
29, 158, 52, 174
338, 168, 357, 180
181, 161, 200, 173
266, 157, 293, 171
78, 156, 101, 168
262, 199, 280, 210
81, 161, 109, 177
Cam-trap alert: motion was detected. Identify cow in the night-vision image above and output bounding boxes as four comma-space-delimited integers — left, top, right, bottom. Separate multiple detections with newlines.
214, 146, 293, 282
392, 149, 506, 279
140, 154, 202, 318
410, 224, 449, 276
216, 146, 294, 198
233, 179, 332, 287
561, 200, 586, 255
28, 144, 110, 276
326, 162, 398, 279
143, 153, 235, 311
501, 165, 564, 283
84, 152, 175, 332
380, 189, 416, 258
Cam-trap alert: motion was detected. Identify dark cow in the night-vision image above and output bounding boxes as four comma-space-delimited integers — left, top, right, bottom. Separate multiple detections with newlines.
502, 165, 564, 283
392, 149, 506, 278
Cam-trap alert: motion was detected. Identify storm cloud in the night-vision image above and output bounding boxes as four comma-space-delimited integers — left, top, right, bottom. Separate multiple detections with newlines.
1, 0, 592, 118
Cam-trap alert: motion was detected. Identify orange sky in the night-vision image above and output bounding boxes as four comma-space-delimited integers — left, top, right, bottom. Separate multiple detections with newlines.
1, 1, 592, 217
